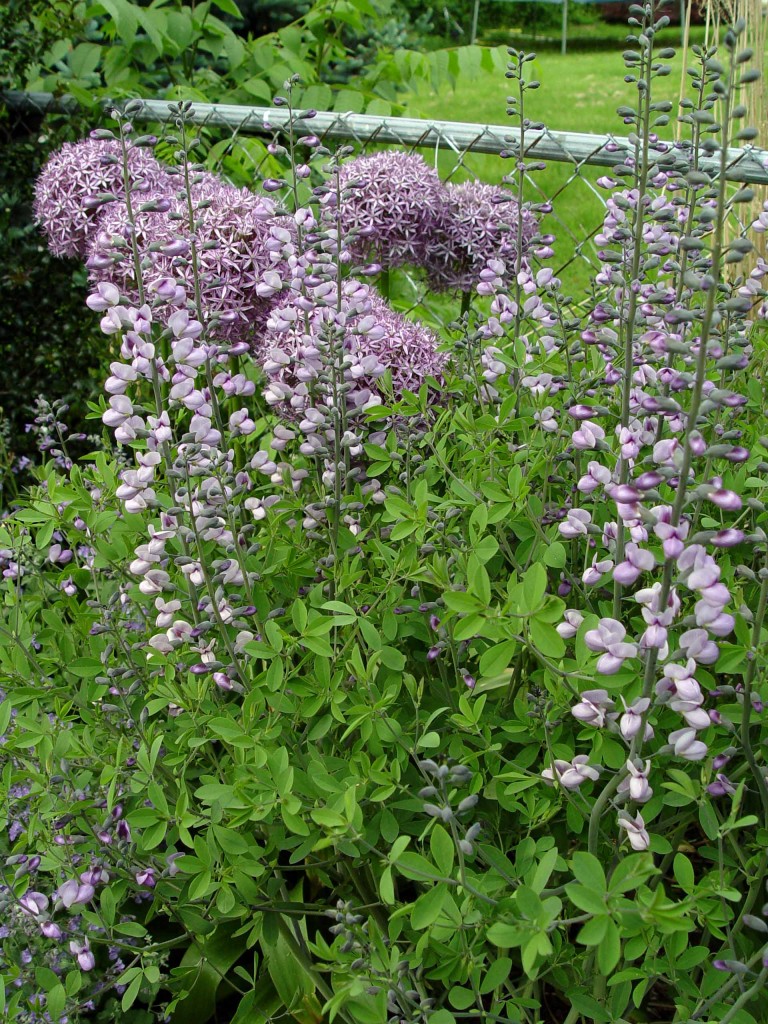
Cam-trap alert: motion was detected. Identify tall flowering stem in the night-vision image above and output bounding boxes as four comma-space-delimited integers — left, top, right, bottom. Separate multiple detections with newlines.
577, 14, 766, 860
612, 6, 666, 619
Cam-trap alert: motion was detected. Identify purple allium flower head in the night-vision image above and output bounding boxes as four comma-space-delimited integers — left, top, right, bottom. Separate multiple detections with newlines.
87, 176, 284, 345
262, 288, 446, 417
34, 138, 168, 258
424, 182, 537, 292
337, 151, 449, 268
358, 295, 447, 394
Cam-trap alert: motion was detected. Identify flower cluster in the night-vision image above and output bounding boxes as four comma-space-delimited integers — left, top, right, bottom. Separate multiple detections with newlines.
12, 28, 768, 1024
337, 151, 448, 269
333, 152, 536, 291
425, 181, 537, 292
515, 31, 768, 857
262, 290, 446, 420
34, 137, 169, 259
87, 173, 285, 344
86, 119, 447, 713
0, 750, 173, 1023
38, 136, 537, 352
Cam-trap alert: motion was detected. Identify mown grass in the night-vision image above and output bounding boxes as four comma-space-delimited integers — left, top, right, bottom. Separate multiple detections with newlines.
402, 28, 757, 294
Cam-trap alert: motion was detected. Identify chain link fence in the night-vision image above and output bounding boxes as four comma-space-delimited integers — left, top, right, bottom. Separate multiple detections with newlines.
5, 89, 768, 326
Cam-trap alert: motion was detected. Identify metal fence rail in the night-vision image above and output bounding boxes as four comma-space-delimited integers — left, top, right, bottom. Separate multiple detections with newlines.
5, 90, 768, 184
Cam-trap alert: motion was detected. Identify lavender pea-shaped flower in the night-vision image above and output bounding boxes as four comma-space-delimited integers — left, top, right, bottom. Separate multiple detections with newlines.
542, 755, 600, 790
584, 618, 638, 674
571, 689, 616, 729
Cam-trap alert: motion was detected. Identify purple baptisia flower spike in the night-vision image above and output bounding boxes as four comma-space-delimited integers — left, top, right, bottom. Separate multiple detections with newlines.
711, 529, 745, 548
571, 420, 606, 450
582, 558, 614, 586
135, 867, 156, 888
708, 487, 742, 511
653, 512, 689, 560
659, 660, 710, 730
86, 281, 121, 312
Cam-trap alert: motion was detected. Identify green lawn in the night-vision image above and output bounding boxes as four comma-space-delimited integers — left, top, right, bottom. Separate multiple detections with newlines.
409, 48, 631, 134
401, 32, 760, 294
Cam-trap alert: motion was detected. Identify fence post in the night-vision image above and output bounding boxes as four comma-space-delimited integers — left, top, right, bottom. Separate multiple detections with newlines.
471, 0, 480, 45
561, 0, 568, 56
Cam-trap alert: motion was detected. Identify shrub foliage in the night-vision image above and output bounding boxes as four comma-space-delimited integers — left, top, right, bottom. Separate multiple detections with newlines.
3, 5, 768, 1024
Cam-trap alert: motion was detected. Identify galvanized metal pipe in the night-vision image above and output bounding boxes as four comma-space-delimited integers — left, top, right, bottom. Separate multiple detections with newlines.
4, 89, 768, 184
